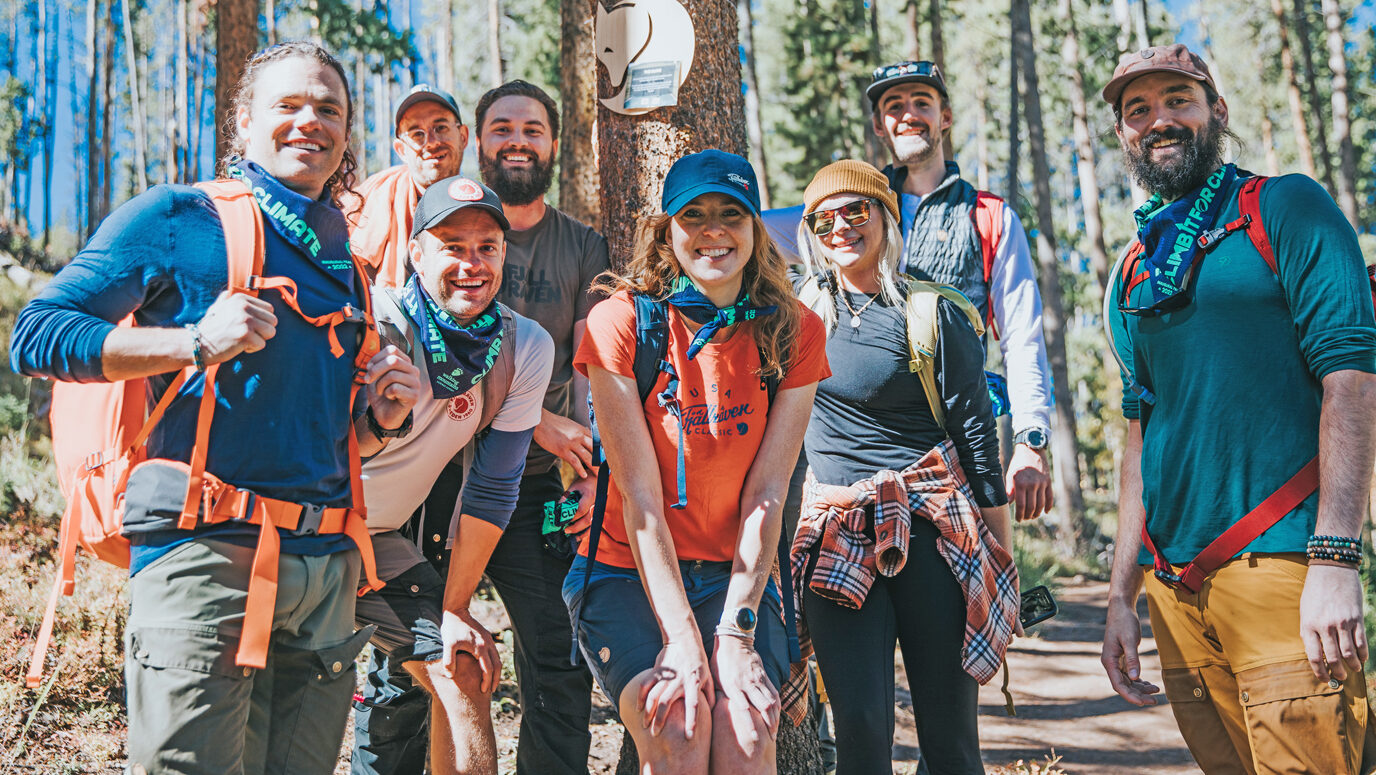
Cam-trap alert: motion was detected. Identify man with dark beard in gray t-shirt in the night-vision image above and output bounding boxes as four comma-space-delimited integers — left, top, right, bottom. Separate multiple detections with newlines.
475, 80, 610, 775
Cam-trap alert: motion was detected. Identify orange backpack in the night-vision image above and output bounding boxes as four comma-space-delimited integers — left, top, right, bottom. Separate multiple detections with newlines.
28, 179, 384, 687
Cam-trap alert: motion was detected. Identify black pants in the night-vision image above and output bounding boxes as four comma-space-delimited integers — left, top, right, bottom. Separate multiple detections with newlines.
803, 517, 982, 775
484, 467, 595, 775
352, 466, 594, 775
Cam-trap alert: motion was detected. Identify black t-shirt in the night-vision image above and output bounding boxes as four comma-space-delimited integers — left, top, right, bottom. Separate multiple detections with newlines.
803, 290, 1006, 508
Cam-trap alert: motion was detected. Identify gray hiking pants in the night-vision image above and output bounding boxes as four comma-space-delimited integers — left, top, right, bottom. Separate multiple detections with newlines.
125, 536, 369, 775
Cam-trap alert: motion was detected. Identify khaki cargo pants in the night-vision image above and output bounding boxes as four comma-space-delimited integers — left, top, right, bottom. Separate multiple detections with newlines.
1144, 554, 1376, 775
125, 537, 371, 775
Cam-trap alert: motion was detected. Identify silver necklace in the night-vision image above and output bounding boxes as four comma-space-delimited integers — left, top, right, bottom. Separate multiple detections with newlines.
838, 290, 881, 329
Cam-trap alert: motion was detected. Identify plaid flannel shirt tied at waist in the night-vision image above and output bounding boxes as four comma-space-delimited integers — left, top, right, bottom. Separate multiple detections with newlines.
790, 438, 1019, 685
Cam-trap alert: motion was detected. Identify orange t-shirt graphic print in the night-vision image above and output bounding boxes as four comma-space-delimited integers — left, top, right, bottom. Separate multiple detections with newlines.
574, 290, 829, 568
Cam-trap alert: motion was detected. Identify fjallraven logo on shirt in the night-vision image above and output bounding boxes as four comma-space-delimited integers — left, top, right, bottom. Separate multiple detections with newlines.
448, 393, 476, 422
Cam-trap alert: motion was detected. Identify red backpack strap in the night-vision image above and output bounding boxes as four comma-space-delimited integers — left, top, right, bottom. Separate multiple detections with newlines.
1148, 457, 1318, 593
1237, 176, 1276, 275
973, 191, 1005, 334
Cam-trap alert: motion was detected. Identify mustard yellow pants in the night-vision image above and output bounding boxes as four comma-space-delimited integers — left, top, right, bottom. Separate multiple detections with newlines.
1143, 554, 1376, 775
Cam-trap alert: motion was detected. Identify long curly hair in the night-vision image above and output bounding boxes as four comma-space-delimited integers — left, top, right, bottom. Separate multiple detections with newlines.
217, 41, 358, 209
592, 211, 802, 380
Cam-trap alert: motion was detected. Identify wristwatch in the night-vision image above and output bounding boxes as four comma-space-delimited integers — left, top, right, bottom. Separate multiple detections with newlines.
717, 606, 758, 639
1013, 427, 1049, 451
366, 406, 414, 440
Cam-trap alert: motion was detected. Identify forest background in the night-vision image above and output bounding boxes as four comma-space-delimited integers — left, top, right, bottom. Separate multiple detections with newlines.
1, 0, 1376, 770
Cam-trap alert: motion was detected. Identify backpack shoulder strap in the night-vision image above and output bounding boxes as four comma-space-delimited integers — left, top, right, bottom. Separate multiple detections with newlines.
631, 292, 671, 404
796, 273, 826, 312
374, 286, 415, 357
179, 180, 266, 527
477, 304, 518, 436
1237, 176, 1276, 275
195, 179, 265, 290
973, 191, 1005, 285
902, 278, 983, 429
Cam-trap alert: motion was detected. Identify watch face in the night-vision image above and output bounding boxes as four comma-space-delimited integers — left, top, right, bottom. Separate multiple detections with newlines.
1028, 429, 1045, 447
735, 607, 758, 632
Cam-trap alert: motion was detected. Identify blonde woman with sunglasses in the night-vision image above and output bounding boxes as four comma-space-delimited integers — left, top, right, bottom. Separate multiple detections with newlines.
788, 160, 1018, 775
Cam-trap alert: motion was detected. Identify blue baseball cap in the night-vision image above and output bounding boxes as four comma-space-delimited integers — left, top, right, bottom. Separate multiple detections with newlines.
661, 150, 761, 217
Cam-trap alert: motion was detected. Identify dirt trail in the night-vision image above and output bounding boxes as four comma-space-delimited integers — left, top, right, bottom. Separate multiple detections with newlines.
478, 580, 1202, 774
944, 581, 1200, 774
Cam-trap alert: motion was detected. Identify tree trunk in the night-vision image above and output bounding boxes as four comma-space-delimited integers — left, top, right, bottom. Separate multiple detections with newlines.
737, 0, 774, 208
1321, 0, 1359, 226
1013, 0, 1087, 553
903, 0, 920, 61
1132, 0, 1149, 48
1269, 0, 1317, 180
1291, 0, 1334, 193
84, 0, 100, 236
438, 0, 455, 94
1006, 0, 1019, 207
38, 0, 53, 248
1113, 0, 1132, 56
1060, 0, 1110, 294
214, 0, 259, 166
190, 8, 208, 182
120, 0, 148, 192
859, 0, 886, 169
596, 0, 750, 266
929, 0, 952, 161
265, 0, 277, 44
101, 13, 114, 221
1259, 107, 1282, 176
488, 0, 504, 88
373, 71, 390, 169
175, 0, 188, 182
558, 0, 599, 225
974, 73, 990, 191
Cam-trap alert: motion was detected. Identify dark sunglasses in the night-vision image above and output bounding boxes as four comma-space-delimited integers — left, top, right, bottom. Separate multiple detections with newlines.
806, 199, 874, 236
872, 61, 945, 87
1116, 247, 1202, 317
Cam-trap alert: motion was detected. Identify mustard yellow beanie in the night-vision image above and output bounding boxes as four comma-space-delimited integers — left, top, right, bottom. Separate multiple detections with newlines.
802, 160, 900, 223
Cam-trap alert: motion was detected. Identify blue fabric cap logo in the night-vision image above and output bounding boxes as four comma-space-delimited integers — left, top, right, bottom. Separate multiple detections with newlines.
661, 149, 761, 217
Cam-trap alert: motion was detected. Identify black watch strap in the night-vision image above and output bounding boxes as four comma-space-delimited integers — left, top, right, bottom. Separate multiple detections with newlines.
366, 406, 413, 440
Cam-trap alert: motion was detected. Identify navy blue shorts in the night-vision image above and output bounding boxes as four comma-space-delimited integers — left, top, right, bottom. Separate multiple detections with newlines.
562, 554, 790, 715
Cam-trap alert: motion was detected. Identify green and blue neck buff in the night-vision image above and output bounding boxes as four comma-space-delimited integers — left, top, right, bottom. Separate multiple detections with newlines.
1121, 163, 1241, 317
227, 159, 356, 278
398, 274, 504, 399
664, 275, 778, 359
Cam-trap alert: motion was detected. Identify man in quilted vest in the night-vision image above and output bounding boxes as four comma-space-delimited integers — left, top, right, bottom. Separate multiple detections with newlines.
865, 60, 1056, 525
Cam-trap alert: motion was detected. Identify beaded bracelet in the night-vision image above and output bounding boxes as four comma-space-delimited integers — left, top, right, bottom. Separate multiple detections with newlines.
1308, 547, 1362, 562
1306, 543, 1363, 566
1308, 535, 1362, 551
185, 324, 206, 372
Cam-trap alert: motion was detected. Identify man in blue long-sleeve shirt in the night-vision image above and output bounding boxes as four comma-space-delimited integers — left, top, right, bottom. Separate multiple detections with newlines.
12, 43, 420, 775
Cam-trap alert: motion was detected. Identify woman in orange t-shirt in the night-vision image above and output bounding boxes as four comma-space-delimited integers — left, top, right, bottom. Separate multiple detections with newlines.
567, 150, 829, 775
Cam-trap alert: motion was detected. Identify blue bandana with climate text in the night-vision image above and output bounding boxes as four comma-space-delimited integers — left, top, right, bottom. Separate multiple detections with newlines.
398, 274, 504, 399
227, 159, 356, 282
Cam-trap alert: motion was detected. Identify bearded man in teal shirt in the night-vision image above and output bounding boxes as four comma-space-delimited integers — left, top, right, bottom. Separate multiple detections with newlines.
1099, 44, 1376, 774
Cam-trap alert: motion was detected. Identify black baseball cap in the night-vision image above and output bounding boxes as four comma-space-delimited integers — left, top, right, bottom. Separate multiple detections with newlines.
866, 61, 948, 107
394, 84, 463, 130
411, 176, 510, 238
